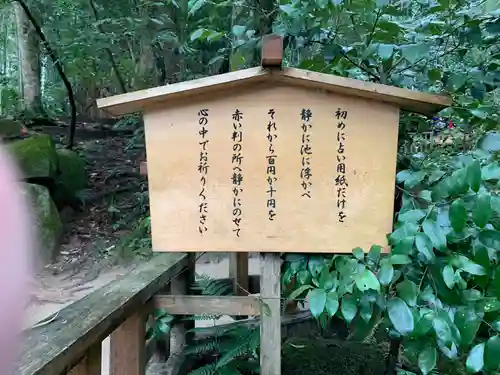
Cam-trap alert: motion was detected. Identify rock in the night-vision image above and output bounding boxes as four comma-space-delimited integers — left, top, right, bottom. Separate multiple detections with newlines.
9, 134, 58, 179
0, 118, 25, 138
22, 183, 63, 265
53, 149, 88, 207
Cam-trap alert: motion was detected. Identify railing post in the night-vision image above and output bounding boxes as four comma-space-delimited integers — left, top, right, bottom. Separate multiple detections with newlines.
110, 312, 146, 375
68, 342, 101, 375
166, 253, 195, 370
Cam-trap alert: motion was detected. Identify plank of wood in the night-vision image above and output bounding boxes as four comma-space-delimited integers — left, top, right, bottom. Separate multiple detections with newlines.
96, 66, 450, 116
67, 341, 101, 375
17, 253, 187, 375
86, 343, 102, 375
110, 312, 145, 375
169, 253, 195, 354
260, 252, 281, 375
193, 310, 312, 341
230, 252, 249, 295
279, 68, 451, 115
96, 67, 268, 115
139, 161, 147, 176
261, 34, 283, 67
155, 295, 262, 316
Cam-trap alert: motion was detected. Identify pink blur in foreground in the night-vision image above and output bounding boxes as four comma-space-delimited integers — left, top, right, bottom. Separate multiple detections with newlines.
0, 144, 33, 374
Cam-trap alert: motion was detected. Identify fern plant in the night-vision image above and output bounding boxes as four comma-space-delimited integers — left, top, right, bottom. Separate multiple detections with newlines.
146, 273, 261, 375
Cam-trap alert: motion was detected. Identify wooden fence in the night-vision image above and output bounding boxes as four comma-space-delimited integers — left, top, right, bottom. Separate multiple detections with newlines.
17, 252, 311, 375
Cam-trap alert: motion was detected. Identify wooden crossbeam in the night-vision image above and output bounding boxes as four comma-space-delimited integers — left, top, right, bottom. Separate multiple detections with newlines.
155, 295, 262, 316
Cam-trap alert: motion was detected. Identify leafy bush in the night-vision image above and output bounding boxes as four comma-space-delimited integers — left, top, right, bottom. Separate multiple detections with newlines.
282, 144, 500, 374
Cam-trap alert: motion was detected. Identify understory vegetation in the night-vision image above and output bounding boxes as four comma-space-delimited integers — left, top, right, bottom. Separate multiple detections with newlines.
3, 0, 500, 373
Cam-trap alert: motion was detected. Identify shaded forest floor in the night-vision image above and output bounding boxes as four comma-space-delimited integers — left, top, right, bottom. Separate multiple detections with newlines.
26, 119, 258, 328
26, 120, 147, 324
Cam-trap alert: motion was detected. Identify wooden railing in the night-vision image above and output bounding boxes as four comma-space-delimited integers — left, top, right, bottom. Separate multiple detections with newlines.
17, 252, 313, 375
17, 253, 189, 375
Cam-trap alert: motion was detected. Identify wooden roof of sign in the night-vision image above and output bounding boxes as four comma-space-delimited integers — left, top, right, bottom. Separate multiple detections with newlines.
97, 35, 451, 115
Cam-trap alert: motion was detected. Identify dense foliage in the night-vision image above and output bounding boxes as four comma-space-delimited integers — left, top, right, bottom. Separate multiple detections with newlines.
2, 0, 500, 374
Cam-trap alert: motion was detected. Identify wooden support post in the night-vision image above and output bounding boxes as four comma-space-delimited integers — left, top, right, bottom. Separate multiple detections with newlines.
230, 252, 249, 320
230, 252, 249, 295
169, 253, 195, 352
164, 253, 195, 375
155, 295, 261, 315
110, 312, 146, 375
68, 342, 101, 375
260, 252, 281, 375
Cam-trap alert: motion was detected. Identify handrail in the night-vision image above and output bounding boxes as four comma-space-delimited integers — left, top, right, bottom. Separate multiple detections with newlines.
16, 253, 187, 375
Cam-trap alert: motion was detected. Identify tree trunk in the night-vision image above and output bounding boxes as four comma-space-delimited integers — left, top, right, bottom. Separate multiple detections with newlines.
14, 1, 42, 116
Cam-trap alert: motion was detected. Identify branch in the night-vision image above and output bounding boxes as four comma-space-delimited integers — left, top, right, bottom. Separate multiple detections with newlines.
366, 9, 382, 47
305, 39, 381, 82
14, 0, 77, 149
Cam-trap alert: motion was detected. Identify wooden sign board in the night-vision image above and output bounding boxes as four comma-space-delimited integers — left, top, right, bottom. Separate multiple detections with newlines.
144, 83, 399, 253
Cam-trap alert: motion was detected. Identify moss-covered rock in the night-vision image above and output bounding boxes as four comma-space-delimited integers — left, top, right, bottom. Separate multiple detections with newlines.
0, 119, 24, 137
282, 338, 387, 375
9, 134, 58, 179
22, 183, 63, 265
52, 149, 87, 207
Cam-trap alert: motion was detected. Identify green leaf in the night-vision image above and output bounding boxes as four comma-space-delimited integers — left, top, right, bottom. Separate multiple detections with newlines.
470, 108, 490, 120
188, 0, 206, 15
433, 316, 453, 346
279, 4, 295, 15
449, 200, 468, 232
389, 254, 411, 265
387, 298, 414, 335
398, 209, 425, 223
325, 292, 339, 317
389, 222, 418, 246
466, 342, 485, 373
377, 43, 394, 60
479, 132, 500, 152
482, 163, 500, 181
341, 295, 357, 323
428, 68, 442, 82
190, 28, 206, 41
479, 230, 500, 248
422, 219, 447, 251
447, 73, 468, 91
355, 269, 380, 292
443, 265, 456, 289
367, 245, 382, 264
352, 247, 365, 260
231, 25, 246, 37
478, 298, 500, 313
428, 169, 446, 184
468, 161, 482, 192
287, 285, 312, 302
150, 18, 164, 25
376, 0, 390, 6
455, 307, 483, 347
473, 194, 492, 228
308, 288, 327, 318
401, 43, 429, 64
485, 336, 500, 370
418, 346, 437, 375
454, 255, 486, 276
415, 233, 435, 262
378, 261, 394, 286
308, 257, 325, 278
397, 280, 418, 307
